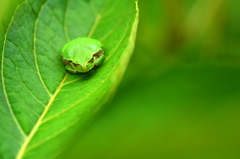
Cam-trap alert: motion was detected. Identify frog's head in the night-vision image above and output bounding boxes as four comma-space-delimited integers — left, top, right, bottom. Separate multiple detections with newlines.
62, 56, 95, 74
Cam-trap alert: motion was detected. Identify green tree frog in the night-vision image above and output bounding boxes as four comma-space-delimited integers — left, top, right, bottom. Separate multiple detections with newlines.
61, 37, 105, 74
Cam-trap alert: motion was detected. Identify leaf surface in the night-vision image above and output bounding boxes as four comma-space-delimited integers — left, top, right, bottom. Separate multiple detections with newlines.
0, 0, 139, 158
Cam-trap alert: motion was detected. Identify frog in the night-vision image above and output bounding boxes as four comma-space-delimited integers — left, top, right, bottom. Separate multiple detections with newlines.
61, 37, 105, 74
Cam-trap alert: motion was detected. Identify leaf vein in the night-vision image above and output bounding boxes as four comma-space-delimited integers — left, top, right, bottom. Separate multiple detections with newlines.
1, 0, 28, 138
29, 0, 52, 97
26, 114, 82, 152
16, 72, 69, 159
64, 0, 71, 42
99, 11, 126, 42
26, 87, 108, 152
0, 127, 23, 145
42, 19, 130, 122
6, 39, 36, 72
16, 67, 46, 107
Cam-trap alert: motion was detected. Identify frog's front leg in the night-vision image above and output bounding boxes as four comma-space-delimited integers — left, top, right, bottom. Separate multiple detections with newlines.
65, 63, 78, 74
95, 54, 105, 67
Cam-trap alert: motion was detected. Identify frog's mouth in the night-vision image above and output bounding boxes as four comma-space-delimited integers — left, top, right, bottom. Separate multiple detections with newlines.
74, 62, 95, 73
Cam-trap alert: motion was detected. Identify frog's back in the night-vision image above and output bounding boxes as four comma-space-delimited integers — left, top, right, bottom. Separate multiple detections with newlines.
61, 37, 102, 64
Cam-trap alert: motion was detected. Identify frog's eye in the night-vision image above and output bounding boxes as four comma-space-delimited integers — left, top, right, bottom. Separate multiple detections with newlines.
62, 59, 71, 65
94, 50, 104, 58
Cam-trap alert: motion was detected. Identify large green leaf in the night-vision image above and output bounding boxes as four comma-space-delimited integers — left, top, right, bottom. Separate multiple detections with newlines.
0, 0, 139, 158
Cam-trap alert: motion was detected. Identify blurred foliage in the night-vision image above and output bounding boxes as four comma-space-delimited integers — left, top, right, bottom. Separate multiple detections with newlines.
59, 0, 240, 159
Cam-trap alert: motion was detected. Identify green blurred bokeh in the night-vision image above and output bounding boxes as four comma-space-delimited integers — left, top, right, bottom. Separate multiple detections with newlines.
61, 0, 240, 158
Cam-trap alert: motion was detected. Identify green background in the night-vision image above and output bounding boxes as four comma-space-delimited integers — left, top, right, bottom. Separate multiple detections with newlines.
59, 0, 240, 159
